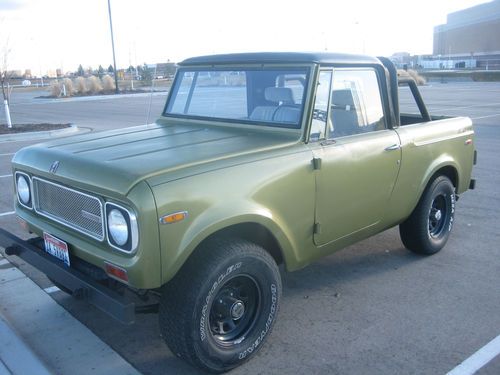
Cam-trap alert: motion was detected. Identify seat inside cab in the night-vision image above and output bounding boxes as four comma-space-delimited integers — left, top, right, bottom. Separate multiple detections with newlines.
250, 87, 300, 124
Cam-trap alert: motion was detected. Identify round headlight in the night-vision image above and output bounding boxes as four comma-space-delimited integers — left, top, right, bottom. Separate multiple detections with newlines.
17, 175, 31, 205
107, 209, 129, 246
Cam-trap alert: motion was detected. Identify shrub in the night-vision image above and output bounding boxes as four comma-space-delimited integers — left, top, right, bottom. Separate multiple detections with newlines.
102, 74, 115, 91
407, 69, 426, 85
62, 78, 73, 96
86, 76, 102, 94
75, 76, 88, 94
49, 82, 62, 97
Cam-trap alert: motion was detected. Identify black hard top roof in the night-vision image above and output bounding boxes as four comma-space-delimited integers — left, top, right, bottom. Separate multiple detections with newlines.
179, 52, 381, 66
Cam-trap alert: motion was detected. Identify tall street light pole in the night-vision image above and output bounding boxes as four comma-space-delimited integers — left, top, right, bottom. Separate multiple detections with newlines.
107, 0, 119, 93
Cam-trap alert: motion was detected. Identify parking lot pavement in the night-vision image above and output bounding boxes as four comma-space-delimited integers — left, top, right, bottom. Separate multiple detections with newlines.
1, 88, 167, 131
0, 82, 499, 375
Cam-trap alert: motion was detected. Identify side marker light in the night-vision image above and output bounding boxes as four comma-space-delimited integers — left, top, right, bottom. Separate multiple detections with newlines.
105, 262, 129, 282
159, 211, 188, 225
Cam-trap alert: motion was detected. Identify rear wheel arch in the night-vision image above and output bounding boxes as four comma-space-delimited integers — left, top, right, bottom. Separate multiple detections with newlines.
429, 165, 458, 189
404, 164, 458, 223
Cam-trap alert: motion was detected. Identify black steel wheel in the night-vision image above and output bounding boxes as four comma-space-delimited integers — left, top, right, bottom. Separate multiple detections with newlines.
159, 237, 281, 373
400, 175, 456, 255
428, 194, 450, 238
210, 275, 261, 345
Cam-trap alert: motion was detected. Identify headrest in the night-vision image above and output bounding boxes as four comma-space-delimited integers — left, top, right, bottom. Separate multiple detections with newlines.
332, 89, 355, 107
265, 87, 294, 104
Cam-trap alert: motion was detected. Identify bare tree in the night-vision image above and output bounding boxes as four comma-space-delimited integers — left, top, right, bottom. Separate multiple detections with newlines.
1, 33, 12, 128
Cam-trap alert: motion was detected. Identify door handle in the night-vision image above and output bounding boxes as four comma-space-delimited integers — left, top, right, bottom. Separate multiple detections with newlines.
385, 144, 401, 151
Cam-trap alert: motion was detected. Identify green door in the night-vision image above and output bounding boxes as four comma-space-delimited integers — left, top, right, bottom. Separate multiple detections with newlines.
313, 131, 401, 246
311, 68, 401, 246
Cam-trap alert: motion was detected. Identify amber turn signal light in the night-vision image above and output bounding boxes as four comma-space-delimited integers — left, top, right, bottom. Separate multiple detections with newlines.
159, 211, 188, 225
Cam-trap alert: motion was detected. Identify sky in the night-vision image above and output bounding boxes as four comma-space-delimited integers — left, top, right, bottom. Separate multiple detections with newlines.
0, 0, 491, 75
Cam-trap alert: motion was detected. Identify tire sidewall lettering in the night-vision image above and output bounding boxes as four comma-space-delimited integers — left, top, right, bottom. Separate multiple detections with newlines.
449, 189, 456, 231
238, 283, 277, 360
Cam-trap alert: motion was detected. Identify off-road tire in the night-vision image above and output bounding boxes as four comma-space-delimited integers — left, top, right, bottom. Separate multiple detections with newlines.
400, 175, 456, 255
159, 237, 281, 373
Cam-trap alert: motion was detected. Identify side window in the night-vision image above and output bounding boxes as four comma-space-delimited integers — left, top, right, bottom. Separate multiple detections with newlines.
310, 71, 332, 141
329, 69, 385, 138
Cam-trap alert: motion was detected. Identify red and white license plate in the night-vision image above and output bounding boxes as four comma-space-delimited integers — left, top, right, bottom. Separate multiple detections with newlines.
43, 232, 70, 266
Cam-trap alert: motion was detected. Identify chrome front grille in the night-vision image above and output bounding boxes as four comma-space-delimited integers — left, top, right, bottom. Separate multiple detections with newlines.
33, 177, 104, 240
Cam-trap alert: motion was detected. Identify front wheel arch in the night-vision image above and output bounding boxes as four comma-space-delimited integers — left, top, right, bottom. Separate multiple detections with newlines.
201, 222, 284, 266
162, 213, 297, 284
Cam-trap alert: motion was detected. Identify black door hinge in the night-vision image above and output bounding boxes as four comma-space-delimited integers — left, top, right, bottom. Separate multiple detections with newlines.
312, 157, 322, 170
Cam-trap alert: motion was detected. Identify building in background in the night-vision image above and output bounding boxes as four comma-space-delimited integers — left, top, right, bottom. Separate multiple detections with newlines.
390, 52, 415, 69
422, 0, 500, 69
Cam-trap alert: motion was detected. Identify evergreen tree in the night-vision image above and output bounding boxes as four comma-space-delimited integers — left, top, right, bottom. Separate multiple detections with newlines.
77, 64, 85, 76
140, 63, 152, 83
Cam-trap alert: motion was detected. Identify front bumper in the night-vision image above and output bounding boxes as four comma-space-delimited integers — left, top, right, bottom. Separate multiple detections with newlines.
0, 228, 136, 325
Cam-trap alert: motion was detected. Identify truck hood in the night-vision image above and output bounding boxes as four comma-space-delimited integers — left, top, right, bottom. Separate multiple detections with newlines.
12, 122, 300, 196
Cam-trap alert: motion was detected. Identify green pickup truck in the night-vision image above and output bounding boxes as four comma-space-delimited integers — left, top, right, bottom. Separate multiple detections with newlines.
1, 52, 476, 372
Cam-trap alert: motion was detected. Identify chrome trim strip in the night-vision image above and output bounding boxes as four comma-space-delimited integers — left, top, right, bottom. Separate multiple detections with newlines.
105, 202, 139, 254
14, 172, 33, 210
414, 131, 474, 147
32, 177, 105, 241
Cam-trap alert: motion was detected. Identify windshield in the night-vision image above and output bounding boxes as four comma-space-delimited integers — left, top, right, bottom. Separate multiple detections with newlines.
164, 67, 310, 128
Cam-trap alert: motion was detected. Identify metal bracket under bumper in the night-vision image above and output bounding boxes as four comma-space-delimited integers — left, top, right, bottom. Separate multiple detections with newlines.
469, 178, 476, 190
0, 229, 135, 325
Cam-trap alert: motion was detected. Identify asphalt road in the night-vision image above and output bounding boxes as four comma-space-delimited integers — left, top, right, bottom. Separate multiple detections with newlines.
1, 82, 499, 375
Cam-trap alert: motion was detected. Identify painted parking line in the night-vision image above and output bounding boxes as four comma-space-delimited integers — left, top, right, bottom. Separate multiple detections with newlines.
0, 211, 15, 217
0, 259, 10, 266
431, 103, 500, 112
0, 174, 13, 178
446, 334, 500, 375
472, 113, 500, 120
0, 153, 15, 157
43, 286, 61, 294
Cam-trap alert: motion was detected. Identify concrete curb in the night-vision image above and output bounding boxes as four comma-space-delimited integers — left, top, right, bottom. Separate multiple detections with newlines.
0, 254, 140, 375
32, 90, 168, 105
0, 124, 90, 142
